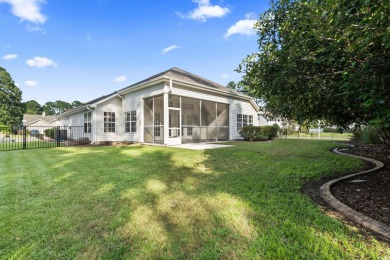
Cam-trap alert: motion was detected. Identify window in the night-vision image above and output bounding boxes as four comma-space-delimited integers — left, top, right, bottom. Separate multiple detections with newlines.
243, 115, 248, 127
84, 112, 91, 133
125, 111, 136, 133
125, 112, 130, 132
131, 110, 137, 132
237, 114, 243, 131
154, 113, 160, 137
237, 114, 253, 131
104, 112, 115, 132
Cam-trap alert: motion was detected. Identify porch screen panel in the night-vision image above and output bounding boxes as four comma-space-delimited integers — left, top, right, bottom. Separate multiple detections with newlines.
182, 97, 200, 143
143, 97, 153, 143
201, 100, 216, 141
168, 95, 180, 108
217, 103, 229, 140
154, 95, 164, 143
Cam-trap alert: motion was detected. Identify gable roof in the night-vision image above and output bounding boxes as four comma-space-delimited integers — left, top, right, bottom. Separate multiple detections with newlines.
23, 114, 56, 125
58, 67, 258, 117
118, 67, 248, 98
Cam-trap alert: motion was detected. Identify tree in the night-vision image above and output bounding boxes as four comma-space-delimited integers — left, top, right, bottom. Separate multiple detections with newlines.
24, 100, 42, 115
227, 80, 264, 107
226, 81, 237, 90
42, 102, 56, 115
54, 100, 72, 114
238, 0, 390, 128
71, 100, 83, 108
0, 67, 24, 126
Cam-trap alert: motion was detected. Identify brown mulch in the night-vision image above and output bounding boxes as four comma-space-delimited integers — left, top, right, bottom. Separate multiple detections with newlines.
303, 142, 390, 239
331, 144, 390, 227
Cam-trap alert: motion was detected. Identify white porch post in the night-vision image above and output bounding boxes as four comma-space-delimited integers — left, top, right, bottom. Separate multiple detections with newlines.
163, 86, 169, 146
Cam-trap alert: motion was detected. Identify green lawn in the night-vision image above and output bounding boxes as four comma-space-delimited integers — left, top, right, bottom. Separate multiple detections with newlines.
284, 132, 353, 140
0, 140, 389, 259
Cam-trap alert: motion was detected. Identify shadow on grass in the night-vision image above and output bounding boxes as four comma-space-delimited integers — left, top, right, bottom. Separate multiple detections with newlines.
1, 141, 387, 259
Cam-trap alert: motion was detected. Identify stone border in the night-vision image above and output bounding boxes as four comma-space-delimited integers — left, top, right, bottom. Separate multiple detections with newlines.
320, 147, 390, 240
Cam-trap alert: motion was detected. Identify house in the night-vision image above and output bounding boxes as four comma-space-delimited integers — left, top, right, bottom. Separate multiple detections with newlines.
56, 68, 264, 145
23, 112, 57, 127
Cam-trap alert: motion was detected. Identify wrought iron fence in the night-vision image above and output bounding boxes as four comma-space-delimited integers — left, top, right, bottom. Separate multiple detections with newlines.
0, 126, 92, 151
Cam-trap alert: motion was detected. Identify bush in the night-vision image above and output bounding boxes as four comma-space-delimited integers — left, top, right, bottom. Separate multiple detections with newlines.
323, 127, 336, 133
262, 125, 279, 140
352, 126, 390, 145
239, 126, 262, 141
78, 137, 90, 145
239, 125, 279, 141
44, 128, 55, 139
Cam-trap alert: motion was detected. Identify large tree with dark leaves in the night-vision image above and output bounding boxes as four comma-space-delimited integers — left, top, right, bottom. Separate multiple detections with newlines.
238, 0, 390, 128
0, 67, 24, 126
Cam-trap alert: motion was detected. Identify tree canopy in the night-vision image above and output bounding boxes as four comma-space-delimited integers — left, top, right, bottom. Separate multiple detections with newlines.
0, 67, 24, 126
238, 0, 390, 128
24, 100, 42, 115
41, 100, 83, 115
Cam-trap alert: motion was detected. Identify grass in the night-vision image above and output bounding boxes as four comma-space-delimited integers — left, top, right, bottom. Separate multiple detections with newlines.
284, 132, 353, 140
0, 140, 389, 259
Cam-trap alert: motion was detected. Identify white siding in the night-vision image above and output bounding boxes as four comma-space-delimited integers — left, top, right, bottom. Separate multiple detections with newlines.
56, 110, 92, 140
95, 97, 123, 142
170, 84, 258, 140
122, 83, 165, 142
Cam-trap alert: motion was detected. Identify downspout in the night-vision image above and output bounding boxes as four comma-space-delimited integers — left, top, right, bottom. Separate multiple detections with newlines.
86, 106, 96, 144
117, 92, 125, 142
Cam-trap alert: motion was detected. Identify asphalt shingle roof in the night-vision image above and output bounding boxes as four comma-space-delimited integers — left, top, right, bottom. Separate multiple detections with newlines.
23, 114, 56, 125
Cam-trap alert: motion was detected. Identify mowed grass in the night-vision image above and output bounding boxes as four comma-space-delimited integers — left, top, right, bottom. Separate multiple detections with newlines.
0, 140, 389, 259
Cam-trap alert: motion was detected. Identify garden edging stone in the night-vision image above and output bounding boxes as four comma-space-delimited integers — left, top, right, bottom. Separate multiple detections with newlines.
320, 148, 390, 240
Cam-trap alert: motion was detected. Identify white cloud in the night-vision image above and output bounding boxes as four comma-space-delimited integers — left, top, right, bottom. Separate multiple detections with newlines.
161, 45, 180, 55
113, 75, 127, 83
2, 54, 18, 60
221, 74, 229, 79
224, 13, 257, 38
26, 56, 58, 68
177, 0, 230, 22
0, 0, 47, 24
24, 80, 38, 87
25, 24, 45, 33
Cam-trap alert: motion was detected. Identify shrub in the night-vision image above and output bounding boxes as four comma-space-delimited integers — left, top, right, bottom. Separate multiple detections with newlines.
239, 126, 262, 141
78, 137, 90, 145
239, 125, 279, 141
352, 126, 390, 145
262, 125, 279, 140
44, 128, 55, 139
323, 127, 336, 133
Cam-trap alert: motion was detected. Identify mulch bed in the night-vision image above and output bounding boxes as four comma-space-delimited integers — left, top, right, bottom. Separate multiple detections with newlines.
331, 144, 390, 226
303, 142, 390, 240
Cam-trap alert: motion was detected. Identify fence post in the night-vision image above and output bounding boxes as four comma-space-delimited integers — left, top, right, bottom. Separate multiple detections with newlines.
57, 126, 60, 147
23, 126, 27, 149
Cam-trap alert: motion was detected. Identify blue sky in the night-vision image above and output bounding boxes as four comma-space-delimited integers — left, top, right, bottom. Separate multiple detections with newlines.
1, 0, 269, 105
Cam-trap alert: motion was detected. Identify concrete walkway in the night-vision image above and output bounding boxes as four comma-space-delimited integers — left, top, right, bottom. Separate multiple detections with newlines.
172, 143, 234, 150
320, 147, 390, 240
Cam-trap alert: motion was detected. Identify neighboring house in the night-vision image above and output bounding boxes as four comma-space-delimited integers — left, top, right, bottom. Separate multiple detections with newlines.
23, 113, 57, 127
56, 68, 265, 145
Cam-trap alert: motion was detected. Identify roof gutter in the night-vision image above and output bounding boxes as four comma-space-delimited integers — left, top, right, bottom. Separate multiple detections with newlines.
117, 93, 125, 142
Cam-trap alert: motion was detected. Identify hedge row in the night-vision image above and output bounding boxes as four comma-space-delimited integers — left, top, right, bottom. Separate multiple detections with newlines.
239, 124, 280, 141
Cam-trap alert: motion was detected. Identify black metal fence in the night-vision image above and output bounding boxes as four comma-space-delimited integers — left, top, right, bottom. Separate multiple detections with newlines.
0, 126, 92, 151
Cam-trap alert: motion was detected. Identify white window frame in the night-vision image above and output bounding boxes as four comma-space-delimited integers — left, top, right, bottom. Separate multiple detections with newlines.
130, 110, 137, 133
84, 112, 92, 133
237, 114, 253, 132
104, 112, 115, 133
